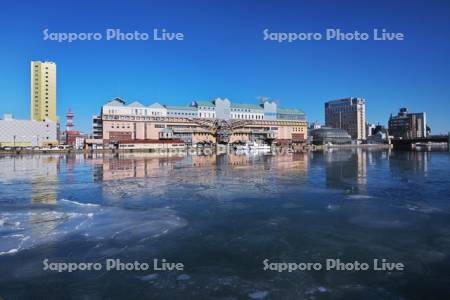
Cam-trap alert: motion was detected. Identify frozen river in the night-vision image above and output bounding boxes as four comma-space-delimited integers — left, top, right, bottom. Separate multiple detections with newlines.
0, 149, 449, 299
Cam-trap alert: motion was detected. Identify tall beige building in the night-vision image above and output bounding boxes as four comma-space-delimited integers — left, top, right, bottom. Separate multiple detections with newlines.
325, 97, 366, 141
31, 61, 57, 122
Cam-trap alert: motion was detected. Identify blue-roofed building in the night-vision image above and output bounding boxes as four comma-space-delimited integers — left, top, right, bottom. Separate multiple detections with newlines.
277, 108, 307, 121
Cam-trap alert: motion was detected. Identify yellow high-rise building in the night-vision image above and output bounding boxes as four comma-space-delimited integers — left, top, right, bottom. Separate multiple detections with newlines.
31, 61, 57, 122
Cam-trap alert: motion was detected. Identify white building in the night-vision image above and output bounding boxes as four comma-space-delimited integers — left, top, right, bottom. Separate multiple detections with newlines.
101, 97, 167, 121
366, 123, 376, 137
75, 137, 85, 150
100, 97, 305, 125
191, 100, 216, 118
190, 98, 277, 121
0, 114, 58, 147
230, 103, 265, 120
165, 105, 198, 118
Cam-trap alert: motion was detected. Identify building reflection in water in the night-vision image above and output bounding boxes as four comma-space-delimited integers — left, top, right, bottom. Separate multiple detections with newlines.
0, 154, 59, 204
86, 151, 309, 201
267, 152, 309, 175
89, 152, 189, 202
90, 152, 309, 182
0, 155, 60, 239
389, 150, 430, 177
31, 155, 59, 204
92, 152, 186, 181
310, 148, 368, 192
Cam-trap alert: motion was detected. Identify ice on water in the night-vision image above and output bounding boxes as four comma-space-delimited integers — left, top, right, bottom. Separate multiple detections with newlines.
0, 198, 187, 256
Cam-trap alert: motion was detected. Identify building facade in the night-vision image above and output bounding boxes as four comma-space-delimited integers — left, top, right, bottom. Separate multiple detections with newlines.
192, 100, 216, 118
166, 105, 197, 118
31, 61, 57, 122
92, 115, 103, 139
366, 123, 376, 137
186, 98, 305, 121
325, 97, 366, 141
99, 98, 308, 146
102, 98, 167, 119
230, 103, 265, 120
0, 114, 58, 147
388, 107, 427, 139
277, 108, 307, 121
309, 127, 352, 145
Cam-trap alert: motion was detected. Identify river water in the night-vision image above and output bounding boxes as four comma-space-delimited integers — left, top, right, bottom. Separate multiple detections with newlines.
0, 149, 449, 299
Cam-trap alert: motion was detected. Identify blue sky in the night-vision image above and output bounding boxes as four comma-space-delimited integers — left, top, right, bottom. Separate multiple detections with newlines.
0, 0, 449, 133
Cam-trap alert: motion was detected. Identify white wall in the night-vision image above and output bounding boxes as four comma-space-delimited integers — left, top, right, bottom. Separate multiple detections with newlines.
0, 118, 57, 146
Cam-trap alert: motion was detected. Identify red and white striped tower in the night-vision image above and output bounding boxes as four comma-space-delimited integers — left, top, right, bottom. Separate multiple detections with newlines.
66, 109, 74, 132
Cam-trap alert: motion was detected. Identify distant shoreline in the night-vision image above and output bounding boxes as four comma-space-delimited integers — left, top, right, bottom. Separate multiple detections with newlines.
4, 143, 448, 156
0, 144, 399, 156
318, 144, 391, 149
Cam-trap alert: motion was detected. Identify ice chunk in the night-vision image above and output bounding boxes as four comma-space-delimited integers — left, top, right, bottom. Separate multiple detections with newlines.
177, 274, 191, 281
248, 290, 268, 299
141, 273, 159, 281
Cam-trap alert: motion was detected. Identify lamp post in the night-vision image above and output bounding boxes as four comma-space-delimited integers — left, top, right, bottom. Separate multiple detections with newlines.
13, 135, 16, 149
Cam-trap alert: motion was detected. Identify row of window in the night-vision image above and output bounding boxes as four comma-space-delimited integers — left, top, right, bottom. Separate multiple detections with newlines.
199, 107, 260, 113
327, 107, 359, 113
292, 127, 305, 132
169, 112, 196, 116
111, 125, 131, 129
106, 109, 164, 116
168, 125, 196, 129
199, 112, 215, 118
231, 114, 264, 120
105, 115, 163, 121
231, 108, 257, 113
